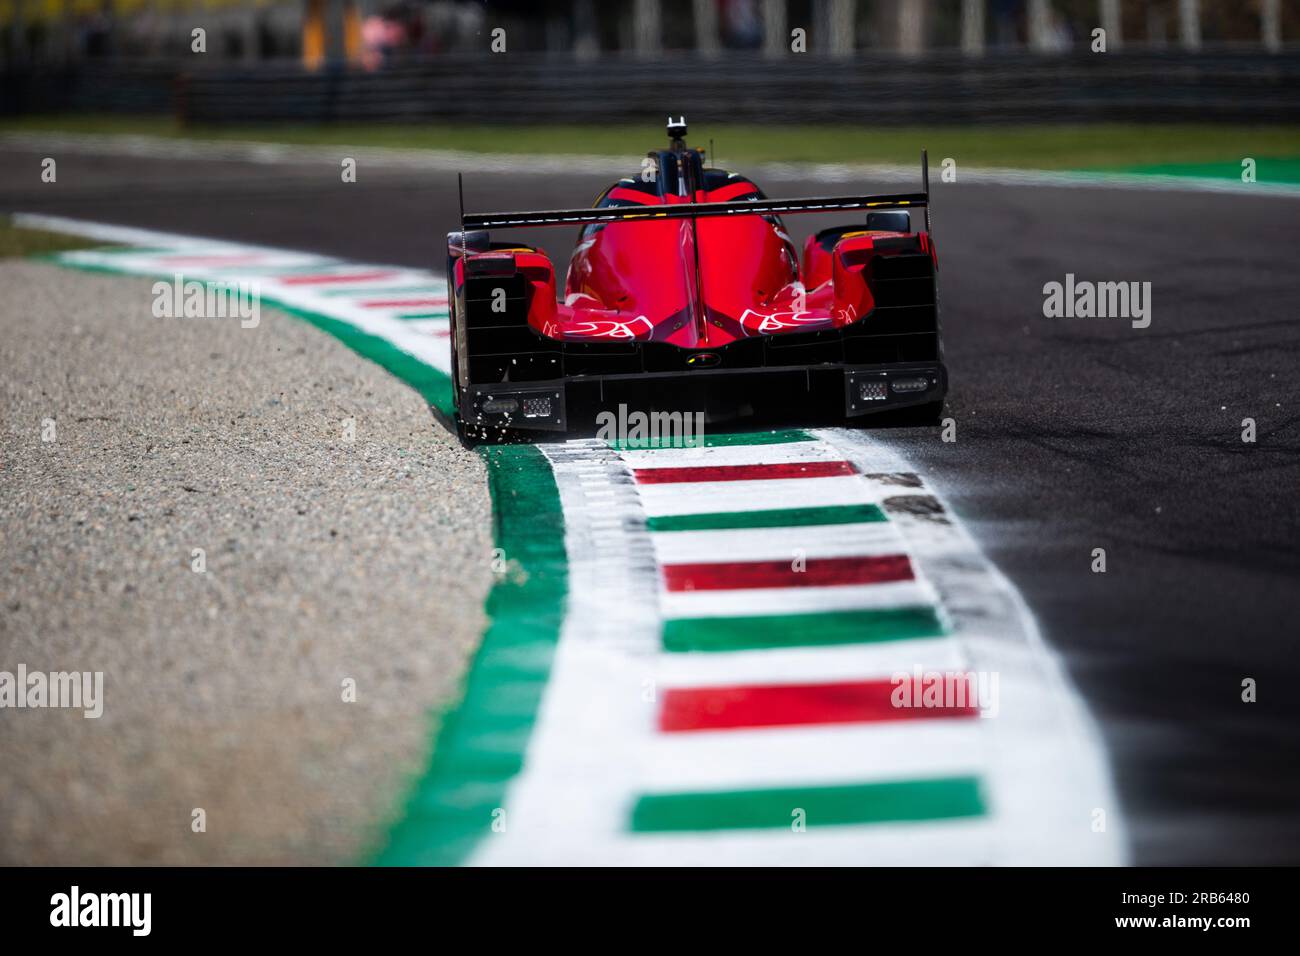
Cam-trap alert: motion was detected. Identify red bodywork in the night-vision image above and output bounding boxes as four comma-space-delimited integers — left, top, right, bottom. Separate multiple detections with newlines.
456, 179, 935, 350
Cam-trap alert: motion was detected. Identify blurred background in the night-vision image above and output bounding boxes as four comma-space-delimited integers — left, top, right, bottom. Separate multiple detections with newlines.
1, 1, 1297, 124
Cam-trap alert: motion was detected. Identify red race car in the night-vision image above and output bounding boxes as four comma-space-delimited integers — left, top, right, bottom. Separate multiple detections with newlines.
447, 118, 944, 441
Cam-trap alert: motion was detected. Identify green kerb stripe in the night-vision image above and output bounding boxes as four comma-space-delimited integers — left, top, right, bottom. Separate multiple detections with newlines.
374, 444, 567, 865
648, 503, 885, 532
630, 777, 986, 832
608, 429, 813, 450
396, 312, 449, 320
663, 606, 943, 652
270, 297, 560, 865
59, 246, 170, 255
49, 252, 566, 868
1098, 156, 1300, 186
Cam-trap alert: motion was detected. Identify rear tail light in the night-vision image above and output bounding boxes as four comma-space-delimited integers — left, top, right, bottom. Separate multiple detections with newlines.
521, 396, 553, 419
859, 381, 888, 402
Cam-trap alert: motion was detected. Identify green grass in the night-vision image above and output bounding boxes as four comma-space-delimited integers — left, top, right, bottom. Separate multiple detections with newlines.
5, 114, 1300, 171
0, 216, 110, 258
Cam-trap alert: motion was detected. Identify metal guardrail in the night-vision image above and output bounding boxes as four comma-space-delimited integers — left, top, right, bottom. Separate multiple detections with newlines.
4, 51, 1300, 124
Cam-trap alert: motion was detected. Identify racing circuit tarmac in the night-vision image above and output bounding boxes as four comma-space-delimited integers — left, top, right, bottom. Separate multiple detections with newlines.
1, 141, 1298, 864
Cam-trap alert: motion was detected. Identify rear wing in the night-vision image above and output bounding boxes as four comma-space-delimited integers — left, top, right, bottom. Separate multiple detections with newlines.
461, 151, 932, 233
463, 192, 927, 231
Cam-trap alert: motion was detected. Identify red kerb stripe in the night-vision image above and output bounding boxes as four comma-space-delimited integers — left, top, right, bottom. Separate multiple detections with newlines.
662, 554, 913, 591
660, 678, 980, 731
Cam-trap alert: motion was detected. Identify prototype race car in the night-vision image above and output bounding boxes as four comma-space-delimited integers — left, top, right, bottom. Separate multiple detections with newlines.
447, 118, 944, 441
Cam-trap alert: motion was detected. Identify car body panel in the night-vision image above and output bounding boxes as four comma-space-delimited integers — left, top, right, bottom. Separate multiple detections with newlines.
446, 129, 945, 437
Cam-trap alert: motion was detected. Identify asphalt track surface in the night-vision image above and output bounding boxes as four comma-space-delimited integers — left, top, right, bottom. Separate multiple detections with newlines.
3, 145, 1299, 865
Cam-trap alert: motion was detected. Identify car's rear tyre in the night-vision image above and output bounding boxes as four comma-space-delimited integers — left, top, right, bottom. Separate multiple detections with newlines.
446, 257, 480, 448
